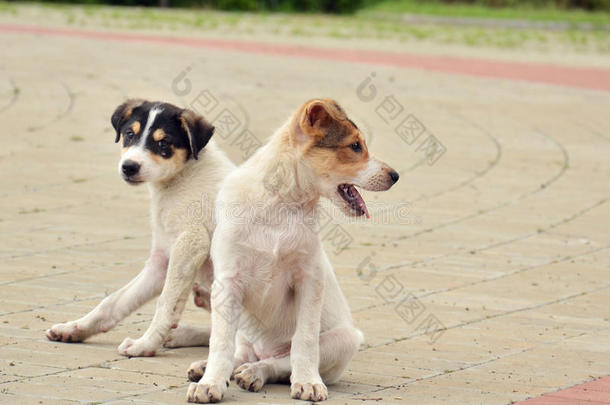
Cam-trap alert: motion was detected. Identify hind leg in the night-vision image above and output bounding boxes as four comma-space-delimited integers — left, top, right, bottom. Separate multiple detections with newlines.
233, 356, 291, 392
187, 331, 256, 382
192, 283, 211, 310
46, 250, 168, 343
164, 324, 210, 348
318, 325, 363, 384
233, 325, 362, 394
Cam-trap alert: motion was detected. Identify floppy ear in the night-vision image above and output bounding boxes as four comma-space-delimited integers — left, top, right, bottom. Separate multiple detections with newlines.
293, 99, 342, 146
179, 109, 215, 160
303, 100, 335, 130
111, 99, 144, 143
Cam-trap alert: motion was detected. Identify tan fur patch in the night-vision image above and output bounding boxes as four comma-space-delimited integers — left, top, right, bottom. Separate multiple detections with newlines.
130, 121, 141, 135
298, 99, 370, 179
122, 99, 144, 121
294, 98, 358, 148
173, 148, 188, 163
152, 129, 166, 142
307, 136, 369, 181
146, 147, 188, 167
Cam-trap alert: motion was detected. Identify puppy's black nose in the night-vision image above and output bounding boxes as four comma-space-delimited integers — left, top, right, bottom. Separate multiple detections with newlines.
122, 160, 140, 177
389, 170, 399, 184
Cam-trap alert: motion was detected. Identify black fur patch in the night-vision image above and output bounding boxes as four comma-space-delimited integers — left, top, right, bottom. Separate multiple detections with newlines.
111, 101, 214, 160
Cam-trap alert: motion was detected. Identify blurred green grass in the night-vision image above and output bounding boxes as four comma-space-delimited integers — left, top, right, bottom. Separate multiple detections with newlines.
362, 0, 610, 25
0, 1, 608, 52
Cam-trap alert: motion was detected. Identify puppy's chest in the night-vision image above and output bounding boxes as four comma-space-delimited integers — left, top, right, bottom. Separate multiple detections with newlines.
239, 221, 316, 292
253, 220, 316, 260
243, 225, 315, 301
151, 194, 210, 248
150, 205, 181, 245
243, 261, 299, 322
238, 212, 318, 324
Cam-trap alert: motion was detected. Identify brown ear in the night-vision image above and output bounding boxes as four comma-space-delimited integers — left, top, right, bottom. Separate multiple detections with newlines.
303, 99, 341, 130
111, 99, 144, 143
294, 99, 345, 146
179, 109, 215, 160
307, 102, 333, 128
295, 99, 332, 142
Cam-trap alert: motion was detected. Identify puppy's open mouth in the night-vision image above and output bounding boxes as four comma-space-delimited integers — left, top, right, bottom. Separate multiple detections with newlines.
338, 184, 369, 218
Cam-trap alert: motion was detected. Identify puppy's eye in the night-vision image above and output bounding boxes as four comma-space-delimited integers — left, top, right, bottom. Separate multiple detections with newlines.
350, 142, 362, 152
158, 139, 171, 157
124, 129, 135, 138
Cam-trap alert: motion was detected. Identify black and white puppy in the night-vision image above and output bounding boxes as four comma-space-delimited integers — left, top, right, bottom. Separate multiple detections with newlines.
46, 99, 235, 357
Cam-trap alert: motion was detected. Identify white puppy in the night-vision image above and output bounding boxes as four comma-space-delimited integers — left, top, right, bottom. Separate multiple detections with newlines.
46, 100, 234, 357
187, 99, 399, 403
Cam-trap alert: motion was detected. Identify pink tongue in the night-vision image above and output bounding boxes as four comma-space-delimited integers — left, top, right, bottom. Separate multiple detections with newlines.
349, 185, 370, 219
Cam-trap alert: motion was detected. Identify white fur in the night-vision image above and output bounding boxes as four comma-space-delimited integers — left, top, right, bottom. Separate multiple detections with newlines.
188, 114, 395, 403
142, 105, 163, 140
46, 140, 235, 357
354, 157, 392, 192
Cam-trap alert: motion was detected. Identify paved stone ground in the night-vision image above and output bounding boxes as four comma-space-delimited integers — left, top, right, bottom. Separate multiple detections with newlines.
0, 13, 609, 405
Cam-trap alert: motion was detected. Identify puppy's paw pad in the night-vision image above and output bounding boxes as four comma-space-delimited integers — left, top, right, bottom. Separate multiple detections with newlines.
186, 382, 225, 403
45, 322, 84, 343
187, 360, 207, 382
233, 363, 264, 392
291, 382, 328, 402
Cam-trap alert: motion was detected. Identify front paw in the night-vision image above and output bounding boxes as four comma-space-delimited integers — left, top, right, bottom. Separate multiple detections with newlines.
118, 337, 157, 357
291, 381, 328, 402
45, 321, 86, 343
186, 381, 227, 403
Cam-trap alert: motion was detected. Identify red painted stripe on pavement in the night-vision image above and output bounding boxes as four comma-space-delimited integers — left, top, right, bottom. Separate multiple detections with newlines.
515, 376, 610, 405
1, 23, 610, 92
